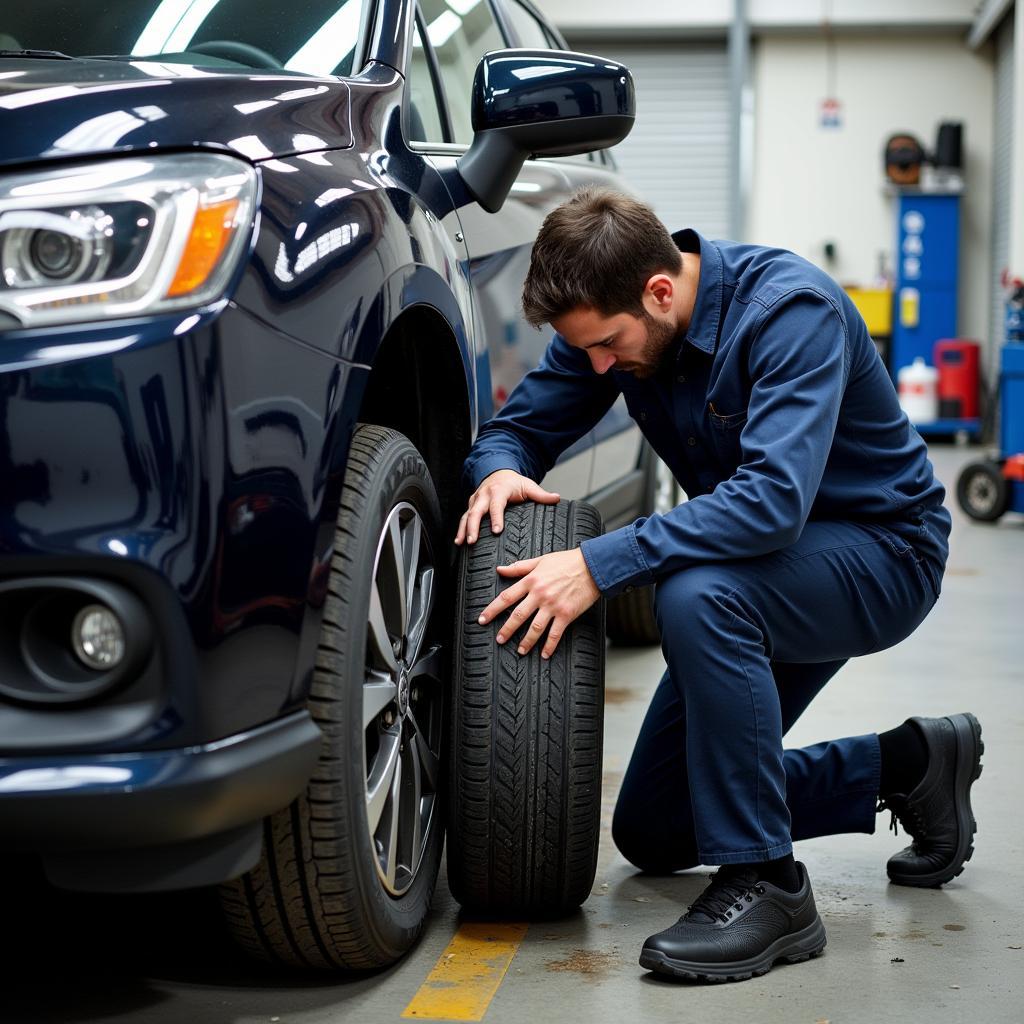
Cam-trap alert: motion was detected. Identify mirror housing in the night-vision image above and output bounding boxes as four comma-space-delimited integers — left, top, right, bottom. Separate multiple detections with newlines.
457, 49, 635, 213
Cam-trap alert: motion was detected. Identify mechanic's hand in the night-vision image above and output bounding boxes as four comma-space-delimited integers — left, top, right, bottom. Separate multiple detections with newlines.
454, 469, 559, 545
478, 548, 600, 659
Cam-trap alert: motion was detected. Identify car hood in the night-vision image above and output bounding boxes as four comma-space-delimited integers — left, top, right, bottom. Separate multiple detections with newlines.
0, 58, 352, 168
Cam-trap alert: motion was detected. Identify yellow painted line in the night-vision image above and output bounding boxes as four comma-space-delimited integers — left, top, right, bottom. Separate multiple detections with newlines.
401, 922, 529, 1021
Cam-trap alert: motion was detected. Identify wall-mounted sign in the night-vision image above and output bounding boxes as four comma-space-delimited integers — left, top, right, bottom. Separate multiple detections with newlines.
819, 97, 842, 129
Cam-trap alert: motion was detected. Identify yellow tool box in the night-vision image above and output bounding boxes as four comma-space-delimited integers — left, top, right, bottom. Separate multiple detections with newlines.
845, 287, 893, 337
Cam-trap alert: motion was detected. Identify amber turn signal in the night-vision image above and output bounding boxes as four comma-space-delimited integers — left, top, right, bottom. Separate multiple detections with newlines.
166, 197, 242, 298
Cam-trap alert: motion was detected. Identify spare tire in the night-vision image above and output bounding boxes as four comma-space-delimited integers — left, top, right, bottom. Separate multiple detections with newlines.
447, 500, 605, 915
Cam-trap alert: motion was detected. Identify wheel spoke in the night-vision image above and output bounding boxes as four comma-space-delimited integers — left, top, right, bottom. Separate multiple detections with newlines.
404, 734, 424, 873
385, 514, 407, 638
408, 643, 444, 686
363, 673, 397, 729
408, 710, 439, 791
366, 729, 400, 834
368, 580, 399, 674
402, 514, 422, 629
384, 751, 402, 890
405, 566, 435, 668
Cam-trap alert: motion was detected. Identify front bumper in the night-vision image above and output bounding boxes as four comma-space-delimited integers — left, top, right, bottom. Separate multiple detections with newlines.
0, 302, 354, 752
0, 710, 323, 851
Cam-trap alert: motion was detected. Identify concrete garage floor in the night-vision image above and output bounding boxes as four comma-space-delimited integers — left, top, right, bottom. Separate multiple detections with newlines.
2, 444, 1022, 1024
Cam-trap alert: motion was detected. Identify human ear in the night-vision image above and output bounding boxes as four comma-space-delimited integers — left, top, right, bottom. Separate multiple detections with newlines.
644, 274, 675, 313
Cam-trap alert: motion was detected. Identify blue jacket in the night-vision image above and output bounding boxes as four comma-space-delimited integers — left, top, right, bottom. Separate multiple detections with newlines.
463, 230, 951, 598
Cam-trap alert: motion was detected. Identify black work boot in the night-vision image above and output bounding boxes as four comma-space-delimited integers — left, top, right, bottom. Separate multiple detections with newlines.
878, 713, 984, 888
639, 861, 826, 983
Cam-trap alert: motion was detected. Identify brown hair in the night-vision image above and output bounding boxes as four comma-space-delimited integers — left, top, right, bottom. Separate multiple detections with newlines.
521, 187, 682, 328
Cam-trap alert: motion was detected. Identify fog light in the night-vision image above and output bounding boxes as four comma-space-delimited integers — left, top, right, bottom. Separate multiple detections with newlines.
71, 604, 125, 670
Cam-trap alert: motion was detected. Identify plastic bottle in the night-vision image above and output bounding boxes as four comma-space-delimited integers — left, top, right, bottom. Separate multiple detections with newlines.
898, 357, 939, 423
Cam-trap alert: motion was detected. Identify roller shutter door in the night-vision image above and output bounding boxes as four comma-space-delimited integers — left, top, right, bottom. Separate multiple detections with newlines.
566, 40, 731, 239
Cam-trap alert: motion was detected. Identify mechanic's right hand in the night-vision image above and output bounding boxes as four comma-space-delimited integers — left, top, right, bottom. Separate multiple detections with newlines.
454, 469, 560, 545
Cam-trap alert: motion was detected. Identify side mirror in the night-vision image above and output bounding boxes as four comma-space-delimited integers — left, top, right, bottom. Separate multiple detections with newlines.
457, 49, 635, 214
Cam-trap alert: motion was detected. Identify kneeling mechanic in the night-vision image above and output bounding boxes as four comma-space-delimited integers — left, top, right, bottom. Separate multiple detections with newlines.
455, 187, 983, 983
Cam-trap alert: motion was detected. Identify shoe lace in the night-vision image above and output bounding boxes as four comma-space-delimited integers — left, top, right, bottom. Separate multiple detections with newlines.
876, 794, 927, 839
685, 869, 766, 924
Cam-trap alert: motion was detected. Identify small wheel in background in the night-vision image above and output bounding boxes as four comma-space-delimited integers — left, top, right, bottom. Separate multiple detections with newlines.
956, 460, 1008, 522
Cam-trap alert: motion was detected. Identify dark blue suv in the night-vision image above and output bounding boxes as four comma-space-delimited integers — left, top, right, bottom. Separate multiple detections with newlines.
0, 0, 654, 969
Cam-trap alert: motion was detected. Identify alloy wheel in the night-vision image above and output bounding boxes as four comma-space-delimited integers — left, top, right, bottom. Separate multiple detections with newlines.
363, 501, 443, 897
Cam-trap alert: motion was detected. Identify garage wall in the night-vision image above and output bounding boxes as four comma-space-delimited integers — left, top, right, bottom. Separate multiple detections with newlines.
991, 9, 1016, 374
1011, 3, 1024, 274
749, 33, 995, 345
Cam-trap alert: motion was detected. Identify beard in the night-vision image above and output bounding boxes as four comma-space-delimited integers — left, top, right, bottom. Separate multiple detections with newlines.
622, 310, 679, 379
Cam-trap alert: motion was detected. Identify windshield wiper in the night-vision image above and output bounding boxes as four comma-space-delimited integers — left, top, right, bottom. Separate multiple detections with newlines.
0, 49, 78, 60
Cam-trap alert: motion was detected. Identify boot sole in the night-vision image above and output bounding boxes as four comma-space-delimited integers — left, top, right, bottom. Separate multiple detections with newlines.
888, 712, 983, 888
638, 916, 827, 983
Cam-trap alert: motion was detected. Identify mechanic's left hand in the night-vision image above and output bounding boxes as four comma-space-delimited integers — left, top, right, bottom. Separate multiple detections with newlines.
478, 548, 601, 660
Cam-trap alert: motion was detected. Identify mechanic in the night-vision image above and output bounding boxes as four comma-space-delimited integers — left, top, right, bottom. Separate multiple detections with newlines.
454, 187, 983, 983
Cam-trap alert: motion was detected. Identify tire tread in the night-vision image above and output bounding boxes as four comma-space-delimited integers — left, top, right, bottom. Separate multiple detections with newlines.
447, 501, 604, 914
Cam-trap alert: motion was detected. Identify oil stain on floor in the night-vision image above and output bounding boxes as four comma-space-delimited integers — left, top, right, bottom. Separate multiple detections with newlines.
545, 949, 620, 978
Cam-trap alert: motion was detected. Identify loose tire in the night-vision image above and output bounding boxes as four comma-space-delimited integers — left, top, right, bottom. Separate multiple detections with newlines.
956, 460, 1008, 522
447, 500, 605, 915
606, 447, 684, 646
219, 425, 447, 969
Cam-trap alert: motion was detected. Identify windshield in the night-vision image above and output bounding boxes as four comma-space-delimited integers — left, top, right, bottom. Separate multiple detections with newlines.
1, 0, 367, 76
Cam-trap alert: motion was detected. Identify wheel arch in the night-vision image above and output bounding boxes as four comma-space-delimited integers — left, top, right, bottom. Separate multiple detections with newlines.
356, 291, 475, 533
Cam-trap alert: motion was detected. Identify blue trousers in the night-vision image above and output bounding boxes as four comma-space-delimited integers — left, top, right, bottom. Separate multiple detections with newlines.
611, 519, 943, 869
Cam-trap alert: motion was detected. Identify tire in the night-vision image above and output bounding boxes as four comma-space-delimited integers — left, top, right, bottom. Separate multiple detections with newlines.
606, 447, 684, 646
219, 425, 447, 970
447, 501, 605, 915
956, 460, 1008, 522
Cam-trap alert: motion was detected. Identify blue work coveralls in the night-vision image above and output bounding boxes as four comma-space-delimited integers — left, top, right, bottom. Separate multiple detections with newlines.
462, 229, 951, 868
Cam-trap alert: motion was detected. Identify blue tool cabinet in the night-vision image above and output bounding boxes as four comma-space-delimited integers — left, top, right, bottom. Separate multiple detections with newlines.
1001, 343, 1024, 455
891, 191, 960, 377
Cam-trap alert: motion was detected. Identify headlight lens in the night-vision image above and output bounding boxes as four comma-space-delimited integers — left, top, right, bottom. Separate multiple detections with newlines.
0, 154, 257, 328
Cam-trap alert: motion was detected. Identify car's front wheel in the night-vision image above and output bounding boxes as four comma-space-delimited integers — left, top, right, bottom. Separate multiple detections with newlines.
219, 424, 446, 969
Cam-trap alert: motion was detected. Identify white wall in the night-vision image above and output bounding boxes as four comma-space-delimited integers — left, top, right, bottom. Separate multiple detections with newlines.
748, 33, 995, 342
1011, 5, 1024, 273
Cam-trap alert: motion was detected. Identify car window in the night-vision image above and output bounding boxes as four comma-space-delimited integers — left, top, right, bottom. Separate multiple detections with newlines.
419, 0, 504, 145
408, 15, 446, 143
2, 0, 366, 77
503, 0, 554, 49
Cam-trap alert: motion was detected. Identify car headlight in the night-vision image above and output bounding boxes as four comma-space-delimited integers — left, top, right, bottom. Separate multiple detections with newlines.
0, 154, 257, 328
